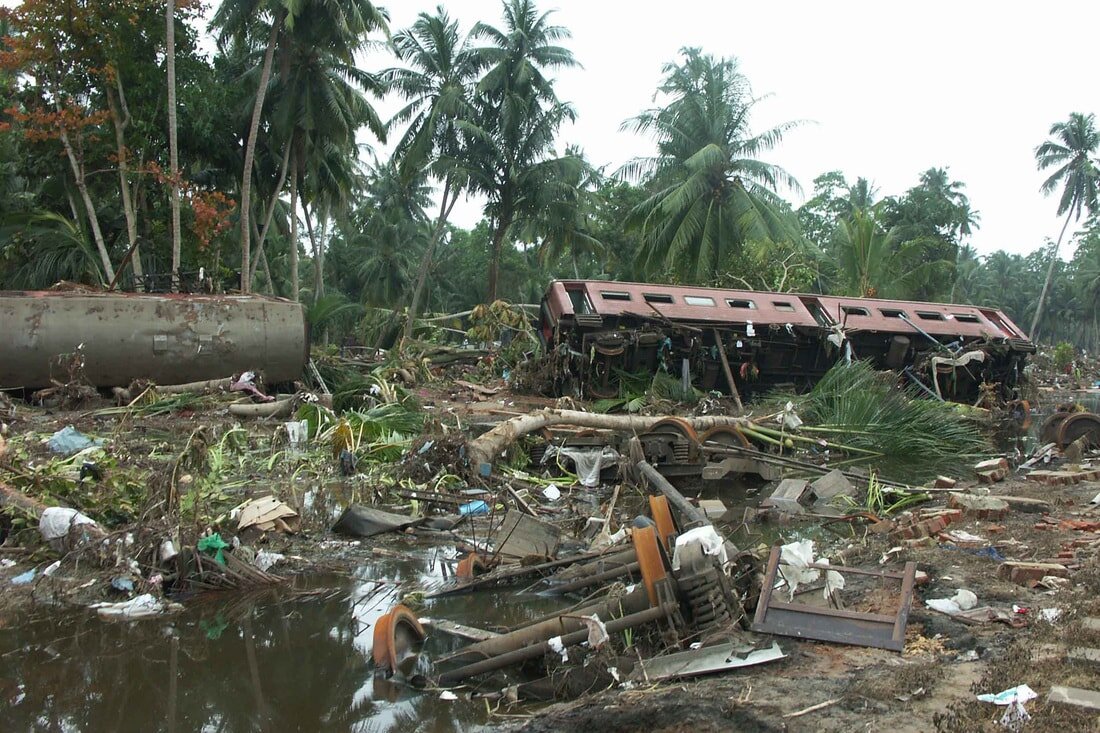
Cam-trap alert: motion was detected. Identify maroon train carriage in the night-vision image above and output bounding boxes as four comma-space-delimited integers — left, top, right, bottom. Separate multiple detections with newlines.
538, 280, 1035, 403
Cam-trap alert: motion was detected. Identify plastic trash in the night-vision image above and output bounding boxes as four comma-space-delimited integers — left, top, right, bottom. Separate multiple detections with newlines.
47, 426, 104, 456
197, 533, 229, 565
11, 569, 35, 585
285, 419, 309, 455
926, 589, 979, 615
459, 500, 490, 516
253, 551, 285, 572
91, 594, 181, 621
111, 577, 135, 593
977, 684, 1037, 731
548, 635, 568, 662
581, 614, 609, 649
39, 507, 98, 541
543, 445, 620, 488
776, 539, 845, 600
542, 485, 562, 501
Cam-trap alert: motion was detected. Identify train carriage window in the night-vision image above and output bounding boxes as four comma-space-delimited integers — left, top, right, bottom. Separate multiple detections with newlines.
953, 313, 980, 323
684, 295, 715, 306
916, 311, 945, 321
567, 287, 593, 314
600, 291, 631, 301
773, 301, 796, 312
726, 298, 757, 309
841, 305, 870, 317
643, 293, 675, 304
880, 308, 906, 318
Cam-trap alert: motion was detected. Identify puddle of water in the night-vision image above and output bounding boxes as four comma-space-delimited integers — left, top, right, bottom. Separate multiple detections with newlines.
0, 549, 572, 733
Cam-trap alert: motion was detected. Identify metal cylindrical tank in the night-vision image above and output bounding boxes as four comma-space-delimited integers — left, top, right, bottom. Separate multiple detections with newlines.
0, 291, 309, 389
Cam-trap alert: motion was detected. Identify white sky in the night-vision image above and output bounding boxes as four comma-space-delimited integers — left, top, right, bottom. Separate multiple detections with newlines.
364, 0, 1100, 258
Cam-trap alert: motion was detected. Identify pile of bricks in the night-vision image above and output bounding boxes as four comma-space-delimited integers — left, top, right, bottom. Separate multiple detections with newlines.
946, 493, 1010, 520
974, 458, 1009, 484
998, 560, 1069, 587
1028, 467, 1100, 485
890, 509, 962, 544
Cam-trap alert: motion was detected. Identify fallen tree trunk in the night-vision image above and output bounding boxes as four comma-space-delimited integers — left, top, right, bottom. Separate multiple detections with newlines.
228, 397, 294, 419
466, 408, 748, 471
157, 377, 234, 396
0, 480, 50, 516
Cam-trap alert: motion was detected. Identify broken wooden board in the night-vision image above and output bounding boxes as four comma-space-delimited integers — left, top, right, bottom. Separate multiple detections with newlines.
1048, 685, 1100, 711
633, 641, 785, 682
761, 479, 809, 515
750, 545, 917, 652
332, 505, 423, 538
419, 617, 501, 642
702, 456, 782, 481
491, 510, 561, 560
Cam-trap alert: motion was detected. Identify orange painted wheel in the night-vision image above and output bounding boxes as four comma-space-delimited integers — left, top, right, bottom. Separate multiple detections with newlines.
1058, 412, 1100, 449
646, 417, 702, 464
648, 495, 677, 552
632, 524, 668, 607
698, 425, 752, 451
372, 604, 426, 673
456, 553, 493, 580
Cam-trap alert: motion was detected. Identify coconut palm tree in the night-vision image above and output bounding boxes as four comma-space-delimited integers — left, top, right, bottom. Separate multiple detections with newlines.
1030, 112, 1100, 339
467, 0, 579, 301
621, 48, 802, 282
383, 7, 480, 340
166, 0, 182, 289
212, 0, 386, 292
833, 210, 951, 299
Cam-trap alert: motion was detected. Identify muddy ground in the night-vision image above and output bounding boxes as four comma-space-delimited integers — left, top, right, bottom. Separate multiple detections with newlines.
2, 378, 1100, 732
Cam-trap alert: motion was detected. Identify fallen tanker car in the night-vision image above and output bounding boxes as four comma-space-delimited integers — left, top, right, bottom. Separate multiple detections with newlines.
538, 280, 1035, 404
0, 290, 309, 390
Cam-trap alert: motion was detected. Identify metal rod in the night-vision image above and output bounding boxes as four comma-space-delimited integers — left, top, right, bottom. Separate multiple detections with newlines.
636, 460, 709, 528
546, 561, 640, 595
437, 602, 676, 686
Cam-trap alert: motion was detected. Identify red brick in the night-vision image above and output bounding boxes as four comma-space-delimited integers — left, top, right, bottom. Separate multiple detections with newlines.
998, 561, 1070, 587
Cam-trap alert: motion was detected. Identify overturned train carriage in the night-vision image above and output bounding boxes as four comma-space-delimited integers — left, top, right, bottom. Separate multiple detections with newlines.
0, 291, 309, 390
538, 280, 1034, 403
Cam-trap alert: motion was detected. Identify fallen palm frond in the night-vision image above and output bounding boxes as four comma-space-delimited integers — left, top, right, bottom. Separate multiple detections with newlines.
782, 360, 992, 482
95, 392, 215, 418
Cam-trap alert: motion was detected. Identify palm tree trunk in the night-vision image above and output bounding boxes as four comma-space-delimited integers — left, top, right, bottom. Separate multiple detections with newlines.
288, 153, 299, 302
403, 177, 457, 343
1029, 212, 1074, 341
59, 128, 114, 283
247, 139, 292, 285
166, 0, 182, 291
487, 214, 511, 303
106, 81, 144, 290
303, 202, 323, 301
239, 10, 284, 294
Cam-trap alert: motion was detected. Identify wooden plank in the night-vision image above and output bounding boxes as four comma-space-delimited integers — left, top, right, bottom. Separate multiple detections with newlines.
1049, 685, 1100, 711
713, 329, 744, 412
492, 510, 561, 559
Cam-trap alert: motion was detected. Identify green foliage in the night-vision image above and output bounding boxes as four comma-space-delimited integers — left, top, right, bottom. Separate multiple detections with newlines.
788, 360, 991, 482
1053, 342, 1076, 372
621, 47, 803, 283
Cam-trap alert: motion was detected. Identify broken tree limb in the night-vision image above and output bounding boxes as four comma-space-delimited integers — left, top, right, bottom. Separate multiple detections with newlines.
713, 329, 744, 413
466, 409, 748, 471
156, 377, 234, 396
228, 398, 294, 419
635, 460, 709, 528
0, 480, 50, 516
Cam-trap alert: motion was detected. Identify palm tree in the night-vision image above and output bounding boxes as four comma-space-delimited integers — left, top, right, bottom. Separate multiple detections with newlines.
833, 210, 951, 299
383, 7, 480, 341
166, 0, 182, 288
213, 0, 386, 293
621, 48, 802, 282
468, 0, 579, 301
1030, 112, 1100, 340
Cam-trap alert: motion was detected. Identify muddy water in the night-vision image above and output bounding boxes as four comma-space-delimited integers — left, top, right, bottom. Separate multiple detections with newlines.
0, 550, 571, 733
